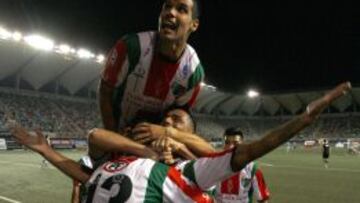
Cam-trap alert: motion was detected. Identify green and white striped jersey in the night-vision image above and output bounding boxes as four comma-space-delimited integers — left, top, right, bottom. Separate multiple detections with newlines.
102, 31, 204, 128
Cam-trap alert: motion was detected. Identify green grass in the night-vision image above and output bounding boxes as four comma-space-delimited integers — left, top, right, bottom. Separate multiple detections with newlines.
0, 148, 359, 203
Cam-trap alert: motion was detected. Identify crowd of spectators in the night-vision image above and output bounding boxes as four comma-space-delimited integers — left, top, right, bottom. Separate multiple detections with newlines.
0, 92, 100, 138
1, 91, 360, 141
194, 113, 360, 141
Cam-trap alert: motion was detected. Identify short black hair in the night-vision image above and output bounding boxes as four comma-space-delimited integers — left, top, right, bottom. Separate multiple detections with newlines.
163, 105, 197, 133
162, 0, 201, 19
224, 127, 244, 139
192, 0, 201, 19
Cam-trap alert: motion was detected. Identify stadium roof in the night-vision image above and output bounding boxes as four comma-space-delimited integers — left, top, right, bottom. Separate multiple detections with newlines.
0, 36, 360, 116
0, 36, 102, 97
194, 85, 358, 116
0, 32, 358, 116
0, 0, 355, 93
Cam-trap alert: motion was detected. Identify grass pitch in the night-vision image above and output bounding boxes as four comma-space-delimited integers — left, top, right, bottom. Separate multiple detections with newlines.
0, 147, 359, 203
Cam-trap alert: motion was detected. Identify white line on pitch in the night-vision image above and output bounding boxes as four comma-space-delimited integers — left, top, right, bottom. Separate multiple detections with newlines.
0, 195, 21, 203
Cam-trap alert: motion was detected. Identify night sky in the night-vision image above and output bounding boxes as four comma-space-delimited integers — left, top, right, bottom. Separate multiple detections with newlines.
0, 0, 356, 94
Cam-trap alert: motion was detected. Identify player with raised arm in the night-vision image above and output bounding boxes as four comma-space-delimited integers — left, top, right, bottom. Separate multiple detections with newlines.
9, 82, 351, 202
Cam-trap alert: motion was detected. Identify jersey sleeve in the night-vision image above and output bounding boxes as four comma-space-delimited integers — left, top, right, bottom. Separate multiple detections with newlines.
101, 39, 128, 88
175, 63, 205, 108
251, 166, 270, 201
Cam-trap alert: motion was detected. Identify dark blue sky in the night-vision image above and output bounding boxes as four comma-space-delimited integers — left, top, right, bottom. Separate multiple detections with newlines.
0, 0, 356, 94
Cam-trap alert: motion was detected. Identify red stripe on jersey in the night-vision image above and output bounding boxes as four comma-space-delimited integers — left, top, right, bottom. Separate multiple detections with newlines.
102, 40, 127, 87
167, 167, 213, 203
144, 54, 179, 100
255, 170, 270, 200
111, 155, 138, 163
187, 84, 201, 107
220, 174, 240, 195
205, 148, 235, 158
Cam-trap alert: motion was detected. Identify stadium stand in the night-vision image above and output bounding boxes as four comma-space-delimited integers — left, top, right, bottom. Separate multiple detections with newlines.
0, 91, 100, 138
1, 89, 360, 143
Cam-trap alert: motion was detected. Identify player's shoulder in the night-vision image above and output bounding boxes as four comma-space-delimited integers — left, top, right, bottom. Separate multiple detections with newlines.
121, 31, 156, 45
184, 44, 200, 62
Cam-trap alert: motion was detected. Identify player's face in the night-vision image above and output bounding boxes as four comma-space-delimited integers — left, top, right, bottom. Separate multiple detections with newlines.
162, 109, 193, 133
158, 0, 199, 42
224, 135, 242, 149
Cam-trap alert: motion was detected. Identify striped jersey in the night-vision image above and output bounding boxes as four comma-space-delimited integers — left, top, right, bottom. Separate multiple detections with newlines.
214, 162, 270, 203
83, 156, 213, 203
102, 31, 204, 128
83, 148, 238, 203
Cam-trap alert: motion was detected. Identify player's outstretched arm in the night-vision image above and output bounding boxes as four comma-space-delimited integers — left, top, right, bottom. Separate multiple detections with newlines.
231, 82, 351, 170
8, 123, 90, 183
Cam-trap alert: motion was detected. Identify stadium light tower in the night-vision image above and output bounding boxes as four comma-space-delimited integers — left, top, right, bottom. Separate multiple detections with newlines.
247, 89, 259, 98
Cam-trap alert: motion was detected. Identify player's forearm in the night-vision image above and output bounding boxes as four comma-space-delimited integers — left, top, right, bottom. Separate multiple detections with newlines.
249, 113, 309, 160
232, 114, 310, 170
168, 128, 216, 156
176, 144, 197, 160
40, 147, 90, 183
88, 128, 158, 159
99, 80, 118, 131
71, 183, 80, 203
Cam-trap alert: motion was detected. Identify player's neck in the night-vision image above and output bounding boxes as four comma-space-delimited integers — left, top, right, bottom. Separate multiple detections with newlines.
156, 37, 187, 62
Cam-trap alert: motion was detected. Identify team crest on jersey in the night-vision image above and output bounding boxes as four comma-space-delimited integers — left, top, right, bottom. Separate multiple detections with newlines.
103, 161, 128, 172
180, 64, 190, 79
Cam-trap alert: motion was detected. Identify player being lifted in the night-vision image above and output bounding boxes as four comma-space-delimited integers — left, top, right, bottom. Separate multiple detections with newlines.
9, 82, 351, 202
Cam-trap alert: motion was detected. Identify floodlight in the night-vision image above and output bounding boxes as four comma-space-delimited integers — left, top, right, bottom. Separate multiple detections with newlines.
96, 54, 105, 63
77, 48, 93, 58
247, 90, 259, 98
24, 35, 54, 51
0, 27, 11, 39
57, 44, 71, 54
12, 31, 22, 41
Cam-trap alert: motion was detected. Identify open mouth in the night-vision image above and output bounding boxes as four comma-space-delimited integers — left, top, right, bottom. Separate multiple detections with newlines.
161, 21, 178, 31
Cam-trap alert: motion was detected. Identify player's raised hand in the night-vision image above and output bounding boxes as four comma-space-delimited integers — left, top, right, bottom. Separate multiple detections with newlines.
304, 81, 351, 123
7, 121, 50, 154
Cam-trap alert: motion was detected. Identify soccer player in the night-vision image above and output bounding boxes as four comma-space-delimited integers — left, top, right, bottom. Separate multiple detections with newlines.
71, 107, 211, 202
214, 127, 270, 203
322, 138, 330, 168
9, 82, 351, 202
99, 0, 204, 132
